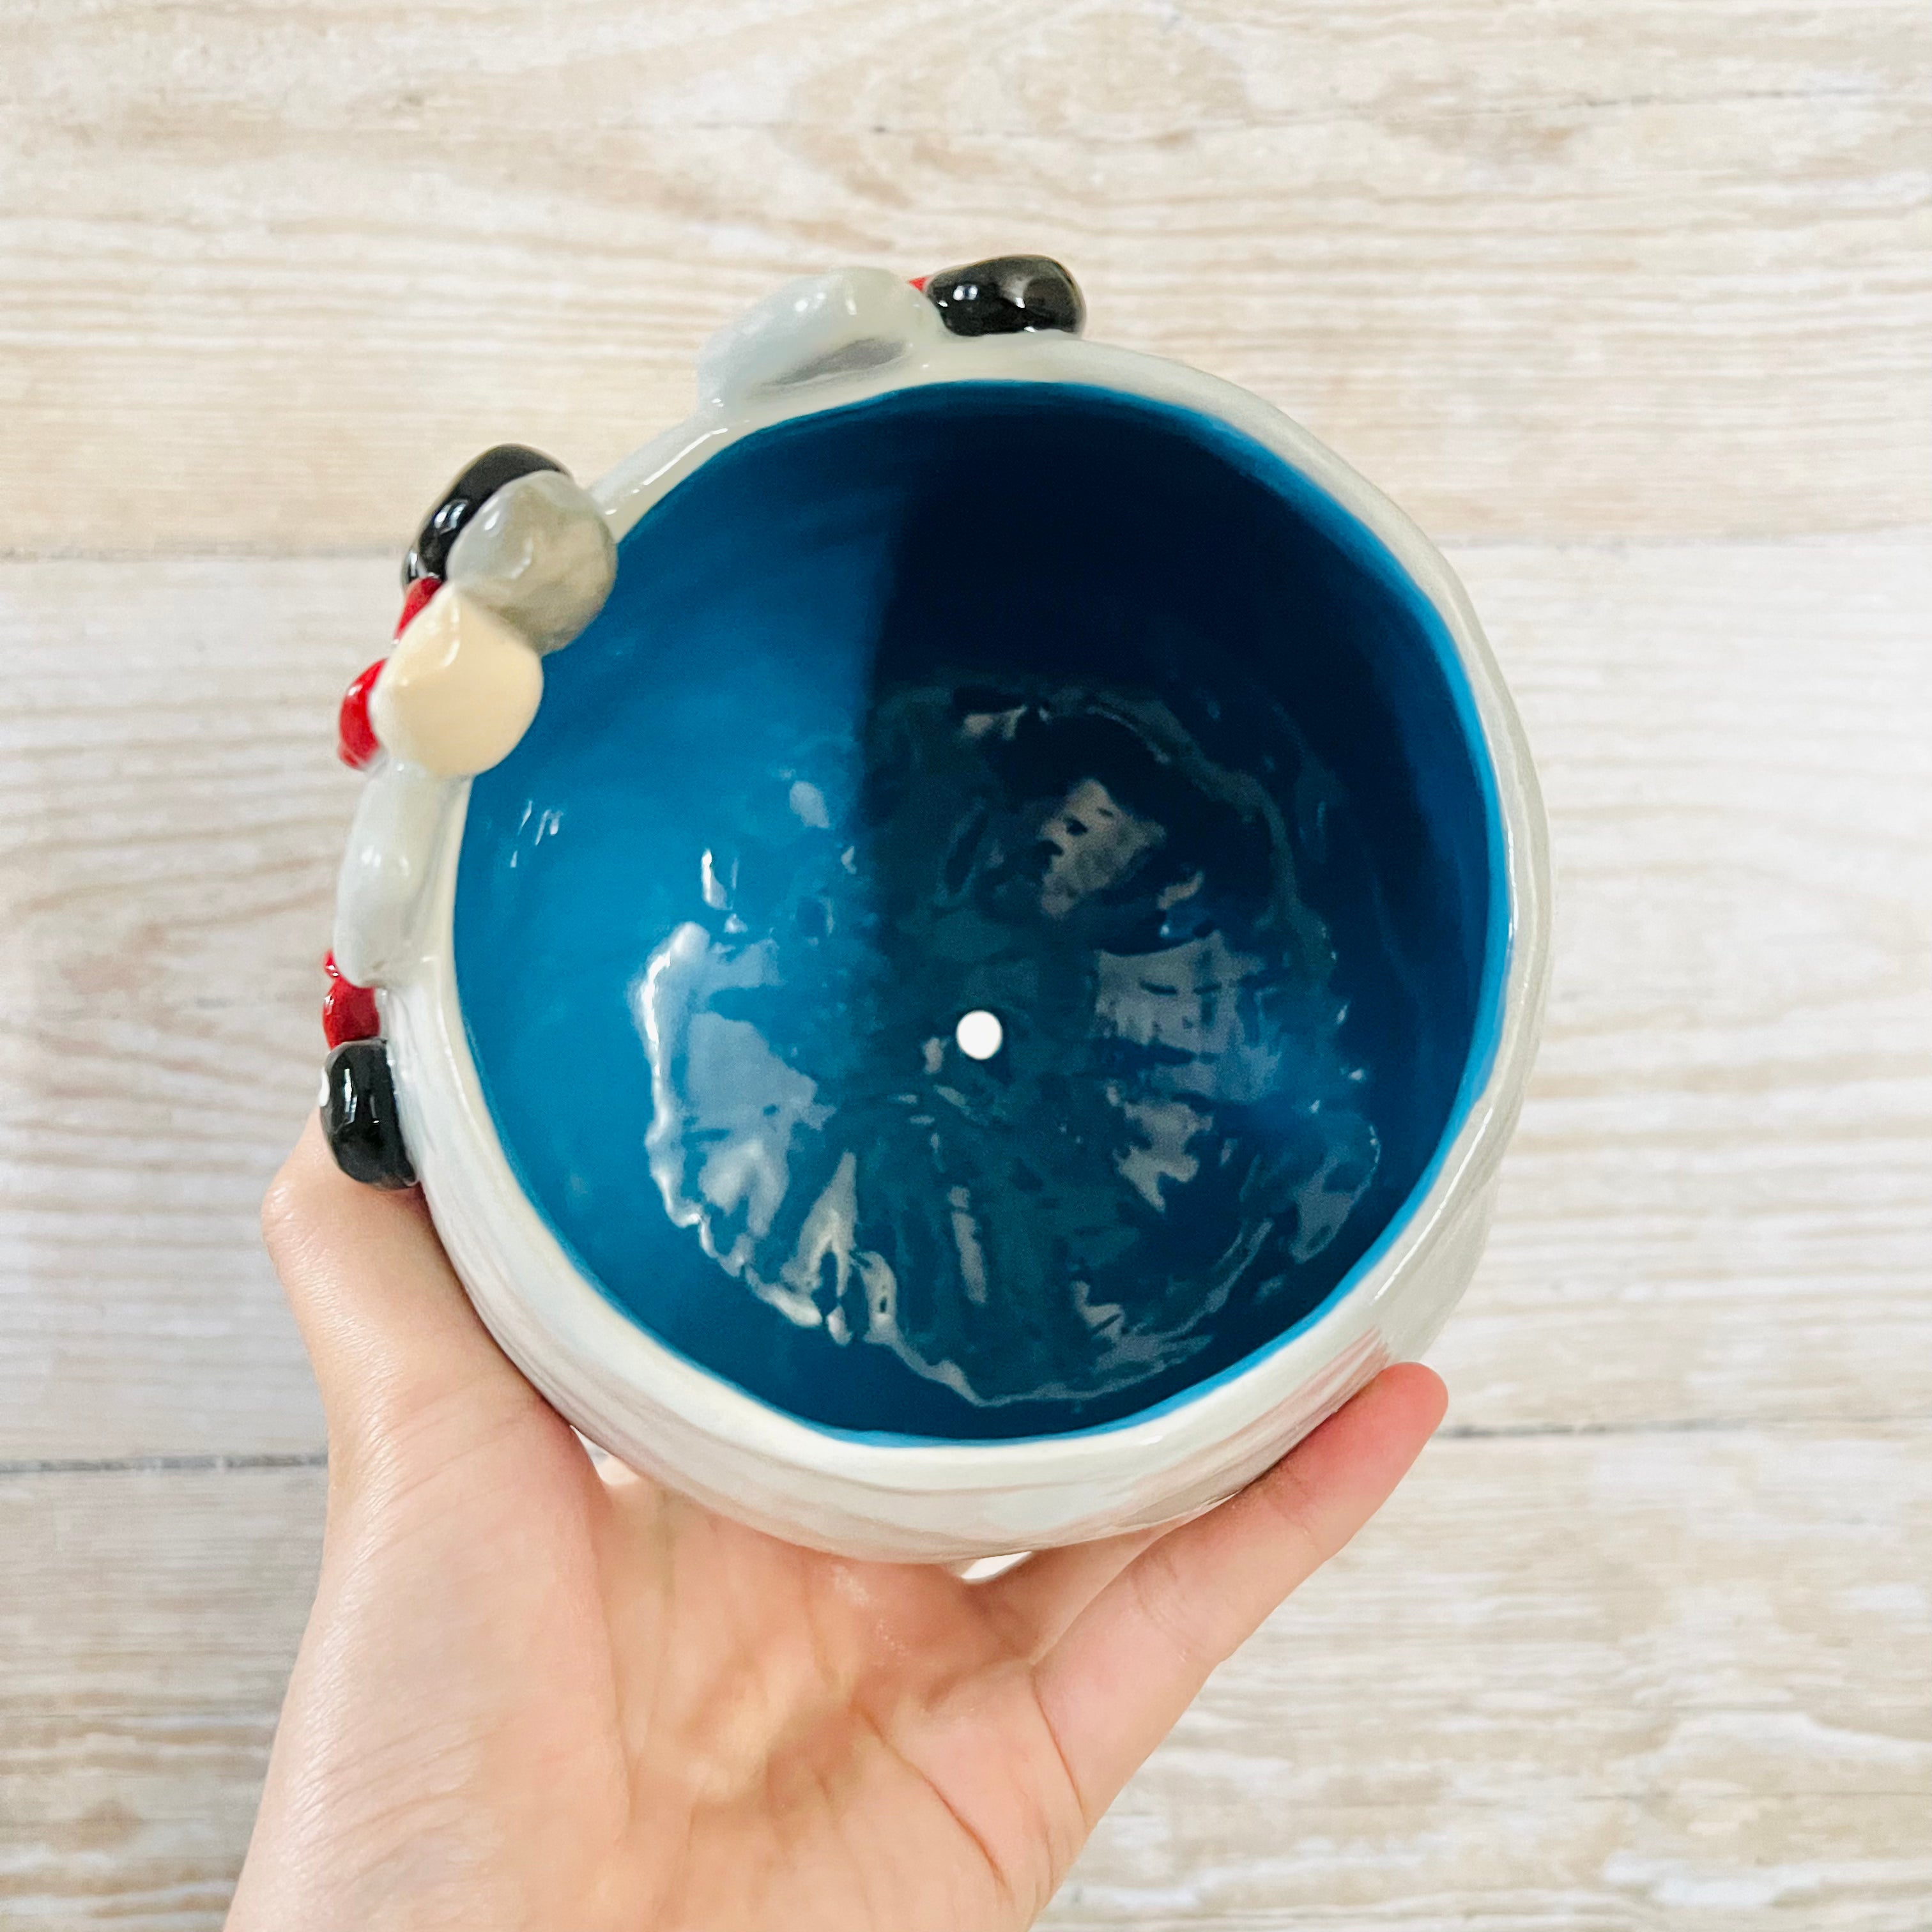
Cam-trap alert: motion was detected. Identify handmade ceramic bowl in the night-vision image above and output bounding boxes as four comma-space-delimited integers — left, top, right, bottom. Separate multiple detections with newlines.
322, 261, 1551, 1561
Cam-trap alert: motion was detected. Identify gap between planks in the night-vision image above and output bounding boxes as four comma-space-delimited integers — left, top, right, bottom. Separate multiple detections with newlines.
12, 1409, 1932, 1482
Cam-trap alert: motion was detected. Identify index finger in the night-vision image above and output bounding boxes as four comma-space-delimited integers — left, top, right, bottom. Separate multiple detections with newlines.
261, 1114, 551, 1473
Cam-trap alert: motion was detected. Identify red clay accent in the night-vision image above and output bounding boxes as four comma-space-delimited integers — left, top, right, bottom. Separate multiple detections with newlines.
395, 573, 441, 637
337, 578, 440, 769
321, 951, 381, 1046
335, 657, 386, 770
909, 273, 930, 291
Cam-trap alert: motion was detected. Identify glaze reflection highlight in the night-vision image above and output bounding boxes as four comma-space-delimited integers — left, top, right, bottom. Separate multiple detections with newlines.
629, 680, 1378, 1409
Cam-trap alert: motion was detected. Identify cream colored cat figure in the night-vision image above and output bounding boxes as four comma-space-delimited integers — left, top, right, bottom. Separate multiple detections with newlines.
319, 258, 1551, 1563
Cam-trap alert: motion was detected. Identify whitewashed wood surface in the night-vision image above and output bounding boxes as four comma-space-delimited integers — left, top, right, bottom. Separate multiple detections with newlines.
3, 0, 1929, 1924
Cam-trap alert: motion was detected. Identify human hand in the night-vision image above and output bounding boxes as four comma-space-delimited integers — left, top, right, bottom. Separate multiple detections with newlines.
229, 1119, 1446, 1932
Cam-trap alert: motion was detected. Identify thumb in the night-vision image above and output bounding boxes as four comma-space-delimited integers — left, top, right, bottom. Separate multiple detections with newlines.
262, 1114, 555, 1483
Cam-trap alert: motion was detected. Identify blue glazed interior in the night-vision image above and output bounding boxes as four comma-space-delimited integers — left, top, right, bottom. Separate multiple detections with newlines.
454, 381, 1505, 1441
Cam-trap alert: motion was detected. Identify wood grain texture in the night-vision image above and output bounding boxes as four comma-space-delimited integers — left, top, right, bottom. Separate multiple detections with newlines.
3, 0, 1928, 553
5, 1428, 1929, 1928
1434, 537, 1932, 1432
5, 1, 1929, 1919
4, 537, 1926, 1460
1, 559, 387, 1461
0, 1467, 319, 1928
1057, 1420, 1932, 1926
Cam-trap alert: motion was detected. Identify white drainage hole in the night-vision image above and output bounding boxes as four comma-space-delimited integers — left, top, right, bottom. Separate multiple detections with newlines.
954, 1009, 1004, 1061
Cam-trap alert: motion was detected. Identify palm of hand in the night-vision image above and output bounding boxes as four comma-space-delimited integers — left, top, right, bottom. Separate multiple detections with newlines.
229, 1126, 1443, 1932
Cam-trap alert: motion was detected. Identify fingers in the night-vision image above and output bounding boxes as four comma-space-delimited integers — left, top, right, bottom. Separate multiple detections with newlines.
977, 1527, 1167, 1660
261, 1114, 551, 1473
1030, 1363, 1447, 1823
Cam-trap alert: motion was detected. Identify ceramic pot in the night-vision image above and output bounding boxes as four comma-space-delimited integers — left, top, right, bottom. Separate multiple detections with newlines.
323, 260, 1551, 1563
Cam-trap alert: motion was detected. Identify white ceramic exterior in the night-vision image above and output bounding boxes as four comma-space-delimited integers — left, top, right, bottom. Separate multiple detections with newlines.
335, 268, 1552, 1563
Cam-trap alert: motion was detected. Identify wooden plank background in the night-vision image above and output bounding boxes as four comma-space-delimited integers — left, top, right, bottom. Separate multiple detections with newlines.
3, 1, 1928, 1924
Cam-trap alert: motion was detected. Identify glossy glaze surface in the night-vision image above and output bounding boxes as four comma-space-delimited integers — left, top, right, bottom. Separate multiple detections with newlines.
335, 658, 385, 770
395, 574, 440, 636
923, 256, 1085, 337
454, 383, 1501, 1439
444, 469, 617, 652
370, 585, 546, 779
404, 443, 564, 587
319, 951, 379, 1046
321, 1038, 415, 1190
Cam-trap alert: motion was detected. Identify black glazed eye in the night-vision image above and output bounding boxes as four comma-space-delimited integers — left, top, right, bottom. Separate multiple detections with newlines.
403, 443, 566, 586
923, 256, 1085, 338
321, 1039, 417, 1190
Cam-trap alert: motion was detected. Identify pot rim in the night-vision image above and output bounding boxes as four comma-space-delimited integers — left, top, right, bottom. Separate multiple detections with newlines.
375, 326, 1552, 1496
